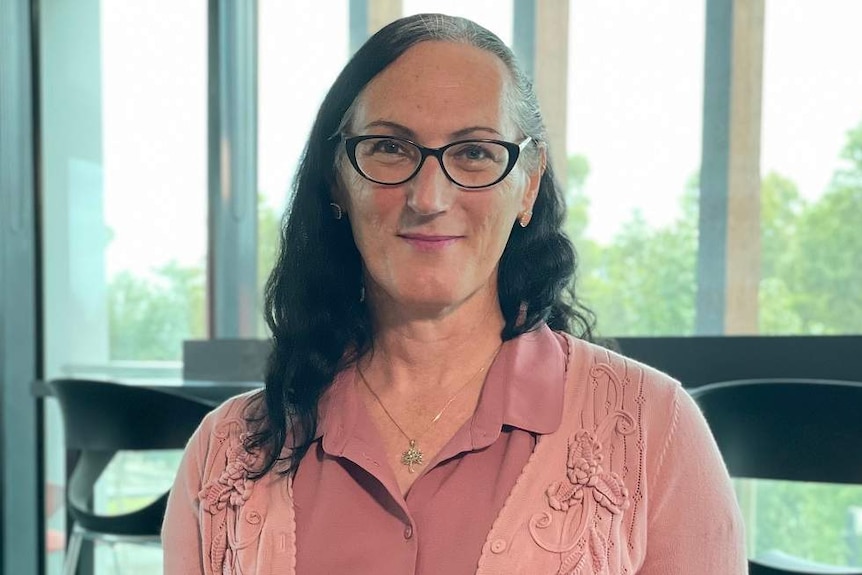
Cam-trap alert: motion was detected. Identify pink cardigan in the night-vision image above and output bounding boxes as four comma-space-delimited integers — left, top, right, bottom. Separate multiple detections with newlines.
163, 333, 746, 574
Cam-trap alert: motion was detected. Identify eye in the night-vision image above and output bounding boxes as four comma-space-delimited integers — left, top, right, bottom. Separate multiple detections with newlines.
370, 138, 410, 156
448, 142, 506, 166
456, 143, 493, 161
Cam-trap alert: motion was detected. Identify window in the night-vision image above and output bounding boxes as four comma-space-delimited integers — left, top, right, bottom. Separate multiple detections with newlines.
758, 1, 862, 336
566, 1, 705, 337
257, 1, 350, 335
740, 1, 862, 568
39, 0, 207, 572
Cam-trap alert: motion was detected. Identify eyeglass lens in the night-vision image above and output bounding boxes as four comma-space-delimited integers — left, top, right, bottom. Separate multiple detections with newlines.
353, 137, 511, 187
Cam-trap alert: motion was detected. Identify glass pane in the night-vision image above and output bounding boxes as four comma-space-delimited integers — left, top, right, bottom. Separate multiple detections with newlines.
41, 0, 207, 374
735, 479, 862, 568
257, 1, 350, 336
39, 0, 207, 572
566, 1, 705, 336
759, 1, 862, 335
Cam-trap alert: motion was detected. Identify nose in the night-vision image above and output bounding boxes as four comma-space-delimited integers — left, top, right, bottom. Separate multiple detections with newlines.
406, 154, 455, 216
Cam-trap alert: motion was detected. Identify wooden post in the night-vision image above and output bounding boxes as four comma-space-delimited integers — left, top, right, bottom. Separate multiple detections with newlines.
534, 0, 569, 179
725, 0, 764, 334
697, 0, 764, 335
367, 0, 402, 36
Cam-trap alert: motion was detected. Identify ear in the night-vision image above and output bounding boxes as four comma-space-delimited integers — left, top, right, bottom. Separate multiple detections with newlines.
521, 143, 546, 213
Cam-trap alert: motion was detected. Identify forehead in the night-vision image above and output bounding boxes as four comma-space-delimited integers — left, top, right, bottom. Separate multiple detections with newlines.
351, 41, 515, 139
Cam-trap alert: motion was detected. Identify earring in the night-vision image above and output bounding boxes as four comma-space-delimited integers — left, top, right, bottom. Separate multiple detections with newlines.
359, 285, 366, 303
518, 210, 533, 228
516, 302, 528, 326
330, 202, 344, 220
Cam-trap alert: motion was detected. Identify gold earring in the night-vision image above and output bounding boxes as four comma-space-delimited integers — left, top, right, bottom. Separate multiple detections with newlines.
518, 210, 533, 228
330, 202, 344, 220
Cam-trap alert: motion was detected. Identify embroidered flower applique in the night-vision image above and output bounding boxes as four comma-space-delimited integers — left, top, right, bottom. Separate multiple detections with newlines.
200, 432, 260, 514
199, 428, 267, 575
529, 430, 631, 574
546, 430, 629, 516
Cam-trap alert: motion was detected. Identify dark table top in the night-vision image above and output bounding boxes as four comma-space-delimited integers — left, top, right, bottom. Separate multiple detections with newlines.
33, 378, 262, 407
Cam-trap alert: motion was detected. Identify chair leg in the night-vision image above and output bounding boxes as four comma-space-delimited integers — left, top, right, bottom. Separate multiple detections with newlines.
109, 541, 121, 574
62, 527, 84, 575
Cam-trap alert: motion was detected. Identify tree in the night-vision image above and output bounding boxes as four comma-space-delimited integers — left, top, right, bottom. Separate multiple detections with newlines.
782, 123, 862, 334
758, 172, 806, 334
565, 154, 591, 242
576, 175, 698, 337
108, 261, 206, 361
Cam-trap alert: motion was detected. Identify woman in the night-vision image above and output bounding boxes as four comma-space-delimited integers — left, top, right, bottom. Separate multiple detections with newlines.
163, 13, 746, 574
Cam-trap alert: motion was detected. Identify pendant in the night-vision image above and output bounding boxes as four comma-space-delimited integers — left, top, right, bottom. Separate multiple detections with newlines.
400, 439, 424, 473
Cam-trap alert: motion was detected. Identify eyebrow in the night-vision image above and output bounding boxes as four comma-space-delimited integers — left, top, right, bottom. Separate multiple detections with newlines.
361, 120, 504, 140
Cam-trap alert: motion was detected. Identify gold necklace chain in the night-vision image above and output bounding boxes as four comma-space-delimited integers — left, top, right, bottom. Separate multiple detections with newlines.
357, 344, 502, 473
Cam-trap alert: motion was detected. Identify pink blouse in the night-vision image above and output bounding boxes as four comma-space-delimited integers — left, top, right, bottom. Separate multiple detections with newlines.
292, 329, 568, 574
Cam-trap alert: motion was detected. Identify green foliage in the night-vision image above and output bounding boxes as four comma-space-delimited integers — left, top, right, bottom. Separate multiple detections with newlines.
108, 261, 205, 361
565, 154, 591, 242
257, 198, 282, 337
577, 177, 698, 337
755, 122, 862, 335
741, 479, 862, 566
572, 118, 862, 338
107, 196, 282, 358
780, 171, 862, 334
258, 196, 281, 295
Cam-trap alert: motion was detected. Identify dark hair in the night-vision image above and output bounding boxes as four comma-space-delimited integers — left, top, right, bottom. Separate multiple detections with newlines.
245, 13, 596, 477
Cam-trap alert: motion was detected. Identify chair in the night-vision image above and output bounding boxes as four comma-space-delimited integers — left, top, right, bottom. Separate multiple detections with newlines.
689, 378, 862, 575
47, 378, 213, 575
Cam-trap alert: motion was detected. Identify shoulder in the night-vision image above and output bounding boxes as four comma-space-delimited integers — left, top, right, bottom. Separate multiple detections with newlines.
556, 333, 685, 451
562, 333, 681, 404
185, 389, 263, 470
212, 388, 262, 423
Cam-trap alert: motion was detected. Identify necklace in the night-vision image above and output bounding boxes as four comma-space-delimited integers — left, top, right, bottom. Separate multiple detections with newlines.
357, 344, 502, 473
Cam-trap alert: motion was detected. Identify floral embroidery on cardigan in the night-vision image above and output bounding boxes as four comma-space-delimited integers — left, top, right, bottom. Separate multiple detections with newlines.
199, 418, 264, 575
529, 431, 630, 566
545, 431, 629, 516
527, 361, 637, 574
199, 432, 258, 513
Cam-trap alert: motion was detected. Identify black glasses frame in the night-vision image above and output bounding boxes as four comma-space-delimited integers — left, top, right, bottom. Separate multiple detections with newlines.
342, 135, 533, 189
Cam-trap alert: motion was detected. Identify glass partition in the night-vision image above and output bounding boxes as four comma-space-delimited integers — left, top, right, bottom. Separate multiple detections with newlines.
39, 0, 207, 571
566, 0, 705, 337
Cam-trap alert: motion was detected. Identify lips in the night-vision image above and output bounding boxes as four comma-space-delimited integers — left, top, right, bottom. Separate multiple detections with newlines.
398, 233, 462, 252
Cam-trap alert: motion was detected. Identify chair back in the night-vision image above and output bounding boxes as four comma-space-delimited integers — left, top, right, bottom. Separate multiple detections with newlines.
48, 378, 214, 536
689, 378, 862, 485
690, 378, 862, 575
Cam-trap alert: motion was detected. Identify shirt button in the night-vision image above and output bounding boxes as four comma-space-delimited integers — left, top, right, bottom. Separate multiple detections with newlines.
246, 511, 262, 525
403, 525, 414, 540
490, 539, 507, 553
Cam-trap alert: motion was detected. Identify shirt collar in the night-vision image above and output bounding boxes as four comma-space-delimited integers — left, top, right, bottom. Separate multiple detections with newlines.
469, 323, 566, 448
316, 323, 567, 454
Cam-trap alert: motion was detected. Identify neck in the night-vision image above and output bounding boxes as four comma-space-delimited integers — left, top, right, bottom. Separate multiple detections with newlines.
362, 284, 505, 396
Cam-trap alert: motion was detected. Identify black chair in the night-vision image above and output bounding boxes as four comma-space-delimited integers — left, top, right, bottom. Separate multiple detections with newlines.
47, 378, 213, 575
689, 378, 862, 575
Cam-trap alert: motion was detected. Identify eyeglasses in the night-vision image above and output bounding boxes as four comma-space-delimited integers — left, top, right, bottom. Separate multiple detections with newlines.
342, 135, 533, 189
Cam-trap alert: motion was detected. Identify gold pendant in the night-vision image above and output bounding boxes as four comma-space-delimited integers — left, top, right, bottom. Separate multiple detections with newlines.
400, 439, 424, 473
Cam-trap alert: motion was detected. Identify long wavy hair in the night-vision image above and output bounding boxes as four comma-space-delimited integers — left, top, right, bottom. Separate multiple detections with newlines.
245, 13, 596, 477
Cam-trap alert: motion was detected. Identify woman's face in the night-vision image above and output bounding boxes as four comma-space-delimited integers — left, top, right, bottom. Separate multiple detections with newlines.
336, 41, 542, 315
